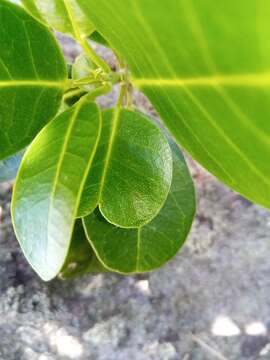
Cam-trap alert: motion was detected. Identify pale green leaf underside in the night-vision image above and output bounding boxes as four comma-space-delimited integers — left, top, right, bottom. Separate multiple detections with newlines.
0, 0, 67, 160
78, 108, 173, 228
83, 140, 195, 274
59, 220, 107, 279
79, 0, 270, 208
12, 99, 101, 281
22, 0, 94, 38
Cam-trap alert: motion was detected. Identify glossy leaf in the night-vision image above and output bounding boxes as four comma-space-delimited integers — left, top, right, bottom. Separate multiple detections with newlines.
78, 108, 173, 228
78, 0, 270, 209
12, 99, 101, 281
59, 220, 107, 279
21, 0, 94, 38
0, 0, 67, 160
0, 150, 24, 182
83, 140, 195, 273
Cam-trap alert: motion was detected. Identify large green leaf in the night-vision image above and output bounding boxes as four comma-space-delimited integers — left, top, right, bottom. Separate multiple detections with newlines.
59, 220, 107, 279
21, 0, 94, 38
78, 108, 173, 228
78, 0, 270, 209
83, 140, 195, 273
0, 0, 67, 160
11, 99, 101, 281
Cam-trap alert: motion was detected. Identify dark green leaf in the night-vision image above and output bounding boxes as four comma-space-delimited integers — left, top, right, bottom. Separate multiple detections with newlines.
78, 108, 173, 228
0, 0, 67, 160
59, 219, 107, 279
78, 0, 270, 209
11, 99, 101, 281
83, 140, 195, 273
0, 150, 24, 182
90, 31, 109, 47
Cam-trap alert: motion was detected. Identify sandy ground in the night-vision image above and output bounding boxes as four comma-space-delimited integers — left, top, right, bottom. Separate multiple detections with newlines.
1, 31, 270, 360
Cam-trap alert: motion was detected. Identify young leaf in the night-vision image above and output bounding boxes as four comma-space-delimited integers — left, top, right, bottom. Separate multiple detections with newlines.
21, 0, 94, 38
78, 0, 270, 209
59, 219, 107, 279
78, 108, 173, 228
0, 150, 24, 183
83, 140, 195, 274
11, 99, 101, 281
72, 53, 94, 91
0, 0, 67, 160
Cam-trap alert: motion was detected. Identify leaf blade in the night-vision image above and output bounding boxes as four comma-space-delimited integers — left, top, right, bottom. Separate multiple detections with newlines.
0, 0, 67, 160
11, 99, 101, 281
78, 109, 173, 228
22, 0, 94, 38
83, 139, 195, 273
78, 0, 270, 208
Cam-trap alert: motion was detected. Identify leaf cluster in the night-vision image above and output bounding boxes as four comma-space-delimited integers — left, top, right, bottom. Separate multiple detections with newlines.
0, 0, 195, 280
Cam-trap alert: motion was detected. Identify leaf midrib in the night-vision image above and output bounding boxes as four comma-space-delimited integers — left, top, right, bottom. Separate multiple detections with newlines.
133, 72, 270, 87
0, 80, 67, 88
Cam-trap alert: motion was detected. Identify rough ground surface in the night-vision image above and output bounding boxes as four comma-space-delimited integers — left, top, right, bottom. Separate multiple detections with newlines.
1, 33, 270, 360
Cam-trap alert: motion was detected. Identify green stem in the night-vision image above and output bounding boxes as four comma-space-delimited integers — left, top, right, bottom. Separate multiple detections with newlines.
84, 83, 112, 102
116, 83, 127, 108
63, 88, 87, 101
79, 37, 111, 74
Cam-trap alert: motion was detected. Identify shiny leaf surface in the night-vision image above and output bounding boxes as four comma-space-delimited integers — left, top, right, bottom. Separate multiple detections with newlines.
78, 108, 173, 228
78, 0, 270, 209
0, 0, 67, 160
83, 140, 195, 273
12, 99, 101, 281
22, 0, 94, 38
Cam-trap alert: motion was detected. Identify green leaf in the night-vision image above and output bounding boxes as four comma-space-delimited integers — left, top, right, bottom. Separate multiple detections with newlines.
0, 150, 24, 182
21, 0, 94, 38
0, 0, 67, 160
78, 108, 173, 228
83, 139, 195, 273
72, 53, 94, 91
90, 31, 109, 47
59, 219, 107, 279
11, 99, 101, 281
20, 0, 44, 22
78, 0, 270, 209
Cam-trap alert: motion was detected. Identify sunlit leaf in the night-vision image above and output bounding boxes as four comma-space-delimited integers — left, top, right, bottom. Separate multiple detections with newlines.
78, 108, 173, 228
83, 139, 195, 273
78, 0, 270, 208
12, 99, 101, 281
22, 0, 94, 38
0, 0, 67, 160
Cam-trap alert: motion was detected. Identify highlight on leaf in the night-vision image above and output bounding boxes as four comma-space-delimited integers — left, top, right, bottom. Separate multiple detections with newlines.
78, 108, 173, 229
12, 98, 102, 281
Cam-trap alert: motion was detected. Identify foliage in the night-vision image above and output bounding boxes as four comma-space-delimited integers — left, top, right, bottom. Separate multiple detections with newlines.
5, 0, 266, 280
